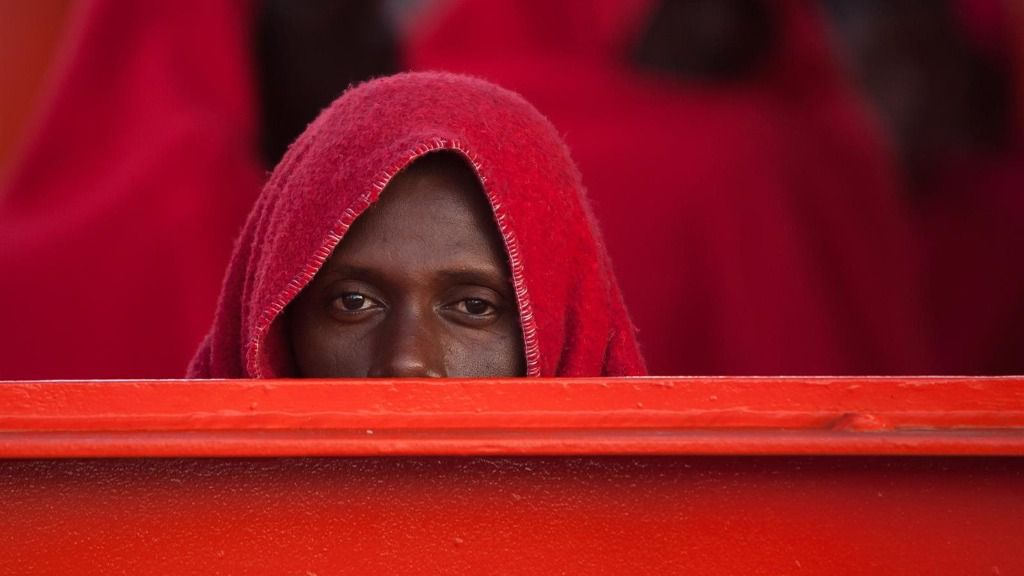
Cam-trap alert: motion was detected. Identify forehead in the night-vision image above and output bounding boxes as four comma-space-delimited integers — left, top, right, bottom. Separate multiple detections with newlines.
324, 154, 509, 277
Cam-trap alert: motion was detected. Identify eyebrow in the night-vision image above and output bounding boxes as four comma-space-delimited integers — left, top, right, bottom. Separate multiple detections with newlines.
436, 268, 511, 288
321, 263, 511, 288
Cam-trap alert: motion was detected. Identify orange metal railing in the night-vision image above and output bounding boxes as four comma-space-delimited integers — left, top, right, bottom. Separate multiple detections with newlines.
1, 377, 1022, 574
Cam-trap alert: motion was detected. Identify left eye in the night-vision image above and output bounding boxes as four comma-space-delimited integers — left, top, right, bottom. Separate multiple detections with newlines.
454, 298, 496, 316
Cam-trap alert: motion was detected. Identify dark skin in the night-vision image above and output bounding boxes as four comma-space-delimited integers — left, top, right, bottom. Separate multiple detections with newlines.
287, 154, 525, 378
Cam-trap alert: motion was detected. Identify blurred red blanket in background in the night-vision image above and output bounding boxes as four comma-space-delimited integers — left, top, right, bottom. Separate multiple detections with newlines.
408, 0, 928, 375
0, 0, 264, 378
914, 0, 1024, 373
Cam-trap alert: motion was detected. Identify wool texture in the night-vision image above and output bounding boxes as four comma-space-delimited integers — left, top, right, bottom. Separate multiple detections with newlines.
188, 72, 647, 378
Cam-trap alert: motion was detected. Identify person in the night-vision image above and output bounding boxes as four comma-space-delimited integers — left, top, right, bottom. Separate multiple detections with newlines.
187, 72, 647, 378
826, 0, 1024, 373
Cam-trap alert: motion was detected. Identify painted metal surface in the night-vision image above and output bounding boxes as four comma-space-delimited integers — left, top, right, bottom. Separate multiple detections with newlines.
1, 378, 1022, 575
2, 377, 1023, 457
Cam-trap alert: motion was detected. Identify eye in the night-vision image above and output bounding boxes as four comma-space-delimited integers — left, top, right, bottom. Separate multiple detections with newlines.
331, 292, 380, 313
454, 297, 497, 317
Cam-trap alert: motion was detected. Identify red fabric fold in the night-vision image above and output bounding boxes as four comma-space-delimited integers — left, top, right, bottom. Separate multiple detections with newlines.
188, 72, 647, 378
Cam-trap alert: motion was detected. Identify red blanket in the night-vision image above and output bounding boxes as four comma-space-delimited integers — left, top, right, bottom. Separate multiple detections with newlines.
188, 72, 647, 378
0, 0, 264, 378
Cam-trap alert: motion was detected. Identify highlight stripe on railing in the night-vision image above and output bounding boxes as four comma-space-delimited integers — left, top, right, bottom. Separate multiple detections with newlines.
1, 377, 1022, 457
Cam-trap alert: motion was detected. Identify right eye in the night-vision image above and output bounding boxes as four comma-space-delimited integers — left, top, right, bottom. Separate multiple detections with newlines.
332, 292, 379, 313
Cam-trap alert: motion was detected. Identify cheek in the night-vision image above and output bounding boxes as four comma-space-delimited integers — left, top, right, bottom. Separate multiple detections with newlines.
318, 332, 372, 378
289, 309, 374, 378
444, 319, 525, 377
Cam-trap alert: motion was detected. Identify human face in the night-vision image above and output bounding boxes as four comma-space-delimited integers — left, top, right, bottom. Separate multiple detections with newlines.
287, 154, 525, 377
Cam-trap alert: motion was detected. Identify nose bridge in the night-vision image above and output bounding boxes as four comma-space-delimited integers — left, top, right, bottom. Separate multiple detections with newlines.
369, 301, 446, 378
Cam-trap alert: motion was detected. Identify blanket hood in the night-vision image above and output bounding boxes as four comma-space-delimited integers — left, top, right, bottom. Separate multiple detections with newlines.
189, 72, 646, 378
